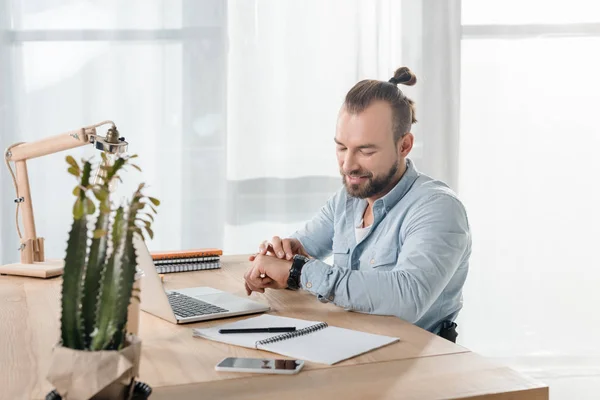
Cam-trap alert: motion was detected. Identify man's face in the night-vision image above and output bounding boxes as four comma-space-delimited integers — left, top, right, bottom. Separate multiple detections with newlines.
335, 101, 406, 199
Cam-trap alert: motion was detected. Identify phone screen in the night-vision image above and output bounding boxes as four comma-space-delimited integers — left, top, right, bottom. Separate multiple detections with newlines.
218, 357, 301, 371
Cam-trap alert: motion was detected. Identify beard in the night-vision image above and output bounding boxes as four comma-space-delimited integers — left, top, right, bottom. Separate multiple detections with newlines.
342, 160, 399, 199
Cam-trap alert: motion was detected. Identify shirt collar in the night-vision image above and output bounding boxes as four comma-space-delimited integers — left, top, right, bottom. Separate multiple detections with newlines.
375, 158, 420, 211
350, 158, 420, 228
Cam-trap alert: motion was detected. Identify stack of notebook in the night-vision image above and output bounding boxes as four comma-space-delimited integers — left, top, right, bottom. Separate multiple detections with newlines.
150, 248, 223, 274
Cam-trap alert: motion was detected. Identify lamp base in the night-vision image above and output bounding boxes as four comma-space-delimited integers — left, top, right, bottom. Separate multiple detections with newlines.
0, 259, 64, 278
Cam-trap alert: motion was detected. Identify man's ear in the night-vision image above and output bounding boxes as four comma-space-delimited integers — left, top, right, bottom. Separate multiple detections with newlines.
397, 133, 414, 157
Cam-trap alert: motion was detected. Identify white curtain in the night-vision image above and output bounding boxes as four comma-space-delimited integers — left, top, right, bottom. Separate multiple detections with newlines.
459, 1, 600, 398
225, 0, 461, 251
0, 0, 188, 263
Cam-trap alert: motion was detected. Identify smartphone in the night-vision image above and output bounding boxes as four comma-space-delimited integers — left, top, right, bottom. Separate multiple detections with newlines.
215, 357, 304, 374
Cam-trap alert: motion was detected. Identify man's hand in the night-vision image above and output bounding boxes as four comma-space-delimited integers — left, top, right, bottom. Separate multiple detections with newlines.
244, 254, 293, 295
248, 236, 309, 262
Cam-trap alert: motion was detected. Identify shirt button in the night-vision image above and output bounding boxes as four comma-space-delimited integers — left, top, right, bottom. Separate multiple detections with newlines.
329, 295, 334, 301
370, 259, 375, 264
306, 282, 313, 288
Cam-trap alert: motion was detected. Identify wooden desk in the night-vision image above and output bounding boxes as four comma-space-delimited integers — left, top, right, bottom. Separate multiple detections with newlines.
0, 255, 548, 400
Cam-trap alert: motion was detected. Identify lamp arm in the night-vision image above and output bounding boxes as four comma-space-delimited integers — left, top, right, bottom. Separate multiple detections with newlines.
6, 120, 116, 162
3, 121, 124, 264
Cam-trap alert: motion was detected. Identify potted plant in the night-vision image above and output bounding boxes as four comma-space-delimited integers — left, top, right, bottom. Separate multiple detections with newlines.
46, 153, 159, 400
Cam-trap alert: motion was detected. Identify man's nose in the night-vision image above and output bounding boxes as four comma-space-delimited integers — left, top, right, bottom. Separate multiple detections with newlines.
342, 151, 358, 173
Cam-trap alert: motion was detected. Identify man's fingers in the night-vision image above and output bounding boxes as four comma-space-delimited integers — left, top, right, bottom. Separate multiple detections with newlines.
245, 266, 273, 293
282, 240, 294, 260
261, 280, 278, 289
245, 279, 264, 294
259, 276, 274, 286
245, 277, 266, 295
258, 240, 270, 255
258, 241, 277, 257
271, 236, 285, 259
250, 265, 266, 280
265, 245, 277, 257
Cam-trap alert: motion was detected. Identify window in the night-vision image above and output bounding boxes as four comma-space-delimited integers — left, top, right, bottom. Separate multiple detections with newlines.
459, 0, 600, 381
0, 0, 227, 258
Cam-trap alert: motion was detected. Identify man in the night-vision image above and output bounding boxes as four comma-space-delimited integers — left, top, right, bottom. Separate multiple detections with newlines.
243, 67, 471, 340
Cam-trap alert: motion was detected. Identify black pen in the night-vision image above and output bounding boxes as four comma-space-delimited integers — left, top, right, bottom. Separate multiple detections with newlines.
218, 327, 296, 334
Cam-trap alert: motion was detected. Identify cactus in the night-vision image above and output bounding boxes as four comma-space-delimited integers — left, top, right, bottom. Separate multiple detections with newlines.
60, 154, 159, 351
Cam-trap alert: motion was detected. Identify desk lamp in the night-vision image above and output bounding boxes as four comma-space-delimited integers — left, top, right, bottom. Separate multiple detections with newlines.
1, 121, 128, 278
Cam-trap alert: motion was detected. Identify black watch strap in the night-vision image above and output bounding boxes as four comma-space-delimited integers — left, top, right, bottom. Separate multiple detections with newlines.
287, 254, 309, 290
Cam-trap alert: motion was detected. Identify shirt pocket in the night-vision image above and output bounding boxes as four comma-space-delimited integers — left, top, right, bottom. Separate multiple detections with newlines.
332, 242, 350, 269
364, 246, 399, 271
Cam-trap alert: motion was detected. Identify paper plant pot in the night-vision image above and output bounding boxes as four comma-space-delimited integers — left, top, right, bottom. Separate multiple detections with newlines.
46, 335, 143, 400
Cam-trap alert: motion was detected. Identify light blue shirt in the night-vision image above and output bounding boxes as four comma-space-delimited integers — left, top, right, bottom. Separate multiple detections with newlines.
291, 159, 471, 333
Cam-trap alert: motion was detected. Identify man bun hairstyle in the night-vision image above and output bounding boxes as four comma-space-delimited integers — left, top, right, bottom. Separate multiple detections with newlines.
344, 66, 417, 142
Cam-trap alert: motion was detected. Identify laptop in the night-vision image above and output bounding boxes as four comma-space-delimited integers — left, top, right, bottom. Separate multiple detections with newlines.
135, 236, 270, 324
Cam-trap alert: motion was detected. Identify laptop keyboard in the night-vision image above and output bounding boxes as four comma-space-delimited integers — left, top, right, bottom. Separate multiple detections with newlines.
167, 292, 229, 319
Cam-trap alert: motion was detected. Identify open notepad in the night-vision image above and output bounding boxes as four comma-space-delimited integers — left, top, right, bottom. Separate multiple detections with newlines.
192, 314, 399, 365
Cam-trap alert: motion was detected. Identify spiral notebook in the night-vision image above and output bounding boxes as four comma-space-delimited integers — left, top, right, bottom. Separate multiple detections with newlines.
151, 249, 222, 274
192, 314, 399, 365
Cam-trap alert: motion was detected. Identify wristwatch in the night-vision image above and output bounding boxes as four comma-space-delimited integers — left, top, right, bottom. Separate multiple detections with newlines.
287, 254, 310, 290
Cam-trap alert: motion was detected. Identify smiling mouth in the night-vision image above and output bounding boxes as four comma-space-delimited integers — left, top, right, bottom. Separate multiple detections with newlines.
346, 175, 369, 183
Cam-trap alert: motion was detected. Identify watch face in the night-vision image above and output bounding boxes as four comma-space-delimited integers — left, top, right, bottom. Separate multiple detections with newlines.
294, 254, 309, 262
288, 256, 307, 290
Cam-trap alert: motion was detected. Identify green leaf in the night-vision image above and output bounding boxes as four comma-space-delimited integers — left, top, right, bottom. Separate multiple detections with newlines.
148, 197, 160, 206
93, 229, 107, 238
81, 161, 93, 188
106, 158, 126, 181
72, 186, 80, 197
133, 227, 145, 241
144, 226, 154, 240
73, 198, 84, 219
68, 167, 80, 177
130, 164, 142, 172
66, 155, 79, 170
136, 216, 151, 224
143, 212, 154, 222
101, 152, 108, 163
130, 202, 144, 213
149, 205, 158, 214
100, 201, 111, 214
128, 154, 139, 159
137, 220, 152, 232
92, 187, 108, 202
85, 197, 96, 215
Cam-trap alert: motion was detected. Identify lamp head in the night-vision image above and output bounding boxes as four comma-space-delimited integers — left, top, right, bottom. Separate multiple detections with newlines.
92, 125, 128, 155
